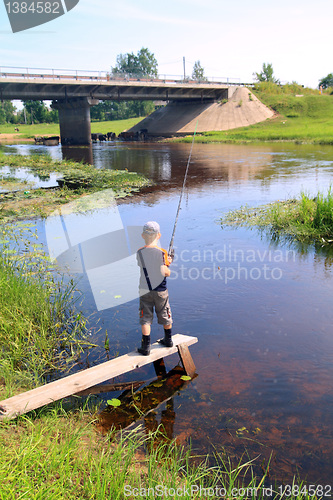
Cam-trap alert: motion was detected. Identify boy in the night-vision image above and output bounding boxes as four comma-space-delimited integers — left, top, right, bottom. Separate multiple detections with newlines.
137, 221, 173, 356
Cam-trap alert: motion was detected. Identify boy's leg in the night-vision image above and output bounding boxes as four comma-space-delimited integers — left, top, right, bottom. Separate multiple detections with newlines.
138, 293, 153, 355
141, 324, 151, 336
138, 327, 151, 355
159, 324, 173, 347
154, 291, 173, 347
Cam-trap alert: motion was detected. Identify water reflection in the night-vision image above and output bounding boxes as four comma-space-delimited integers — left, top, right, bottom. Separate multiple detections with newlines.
3, 142, 333, 197
61, 145, 93, 164
245, 226, 333, 271
0, 165, 59, 190
98, 365, 187, 439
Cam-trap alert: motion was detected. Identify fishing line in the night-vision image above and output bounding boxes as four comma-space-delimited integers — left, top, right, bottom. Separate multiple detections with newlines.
168, 121, 198, 256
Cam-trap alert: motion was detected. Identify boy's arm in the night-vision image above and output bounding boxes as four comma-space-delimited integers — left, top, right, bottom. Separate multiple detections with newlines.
161, 248, 171, 276
161, 264, 171, 277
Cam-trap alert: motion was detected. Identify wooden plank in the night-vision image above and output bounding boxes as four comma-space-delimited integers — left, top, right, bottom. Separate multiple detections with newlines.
177, 343, 196, 378
74, 381, 144, 397
0, 334, 197, 421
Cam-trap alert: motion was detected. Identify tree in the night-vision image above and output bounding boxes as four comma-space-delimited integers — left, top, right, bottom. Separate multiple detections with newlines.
112, 47, 158, 79
254, 63, 279, 84
90, 99, 154, 121
319, 73, 333, 89
192, 61, 207, 81
0, 101, 18, 124
94, 48, 158, 122
21, 100, 58, 123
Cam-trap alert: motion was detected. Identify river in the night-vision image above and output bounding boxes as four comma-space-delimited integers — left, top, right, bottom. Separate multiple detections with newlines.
2, 141, 333, 485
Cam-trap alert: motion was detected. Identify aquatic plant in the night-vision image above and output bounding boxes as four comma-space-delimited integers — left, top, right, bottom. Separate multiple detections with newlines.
0, 153, 149, 192
221, 188, 333, 244
0, 153, 150, 222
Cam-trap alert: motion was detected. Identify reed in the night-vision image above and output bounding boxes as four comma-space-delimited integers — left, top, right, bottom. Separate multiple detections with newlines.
0, 223, 92, 395
221, 188, 333, 244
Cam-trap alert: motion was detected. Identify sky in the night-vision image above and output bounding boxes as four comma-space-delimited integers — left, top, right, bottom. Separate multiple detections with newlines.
0, 0, 332, 89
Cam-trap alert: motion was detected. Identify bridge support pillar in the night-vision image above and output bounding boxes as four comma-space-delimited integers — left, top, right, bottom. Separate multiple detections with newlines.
53, 97, 99, 146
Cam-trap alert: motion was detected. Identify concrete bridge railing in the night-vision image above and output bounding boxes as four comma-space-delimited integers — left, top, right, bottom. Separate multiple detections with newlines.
0, 66, 250, 86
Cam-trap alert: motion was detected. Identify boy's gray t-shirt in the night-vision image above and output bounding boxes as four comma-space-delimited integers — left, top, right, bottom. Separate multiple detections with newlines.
137, 246, 169, 293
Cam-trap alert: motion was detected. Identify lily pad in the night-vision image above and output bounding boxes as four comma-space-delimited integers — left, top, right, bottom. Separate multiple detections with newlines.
107, 398, 121, 407
180, 375, 192, 381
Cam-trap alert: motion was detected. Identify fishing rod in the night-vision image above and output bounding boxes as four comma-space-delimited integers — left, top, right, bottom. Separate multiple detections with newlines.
168, 121, 198, 258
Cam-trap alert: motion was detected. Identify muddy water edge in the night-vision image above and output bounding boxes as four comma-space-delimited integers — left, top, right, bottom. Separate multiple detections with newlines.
2, 141, 333, 486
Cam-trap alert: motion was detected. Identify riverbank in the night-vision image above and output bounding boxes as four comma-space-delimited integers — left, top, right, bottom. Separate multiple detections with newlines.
175, 85, 333, 145
0, 223, 91, 395
2, 86, 333, 146
0, 406, 273, 499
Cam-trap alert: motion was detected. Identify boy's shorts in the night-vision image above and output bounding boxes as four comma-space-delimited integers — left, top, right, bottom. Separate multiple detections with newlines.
139, 290, 172, 326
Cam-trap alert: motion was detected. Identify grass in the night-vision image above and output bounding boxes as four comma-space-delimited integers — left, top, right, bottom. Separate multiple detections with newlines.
2, 87, 333, 146
178, 84, 333, 145
0, 107, 329, 494
0, 404, 323, 499
0, 117, 143, 140
0, 405, 277, 500
221, 188, 333, 244
0, 221, 284, 496
0, 223, 93, 394
0, 151, 150, 221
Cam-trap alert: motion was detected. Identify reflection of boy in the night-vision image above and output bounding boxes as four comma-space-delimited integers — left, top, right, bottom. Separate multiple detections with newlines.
137, 221, 173, 356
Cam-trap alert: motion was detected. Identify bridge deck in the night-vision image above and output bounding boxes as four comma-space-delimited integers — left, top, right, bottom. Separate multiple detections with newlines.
0, 334, 197, 421
0, 72, 229, 101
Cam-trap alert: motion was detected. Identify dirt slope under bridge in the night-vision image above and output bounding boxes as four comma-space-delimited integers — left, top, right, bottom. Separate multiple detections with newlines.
129, 87, 275, 136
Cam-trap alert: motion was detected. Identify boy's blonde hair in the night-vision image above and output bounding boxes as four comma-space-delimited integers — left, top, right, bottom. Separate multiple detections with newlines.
142, 232, 159, 245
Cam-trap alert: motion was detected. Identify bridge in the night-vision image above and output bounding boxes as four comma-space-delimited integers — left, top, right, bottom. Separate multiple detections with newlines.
0, 67, 270, 144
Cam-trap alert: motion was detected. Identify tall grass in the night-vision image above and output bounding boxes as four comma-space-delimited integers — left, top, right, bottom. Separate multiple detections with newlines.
221, 188, 333, 244
0, 405, 320, 499
0, 223, 91, 395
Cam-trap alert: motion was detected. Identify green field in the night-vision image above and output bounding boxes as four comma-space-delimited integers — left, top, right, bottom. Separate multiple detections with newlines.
0, 117, 143, 139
